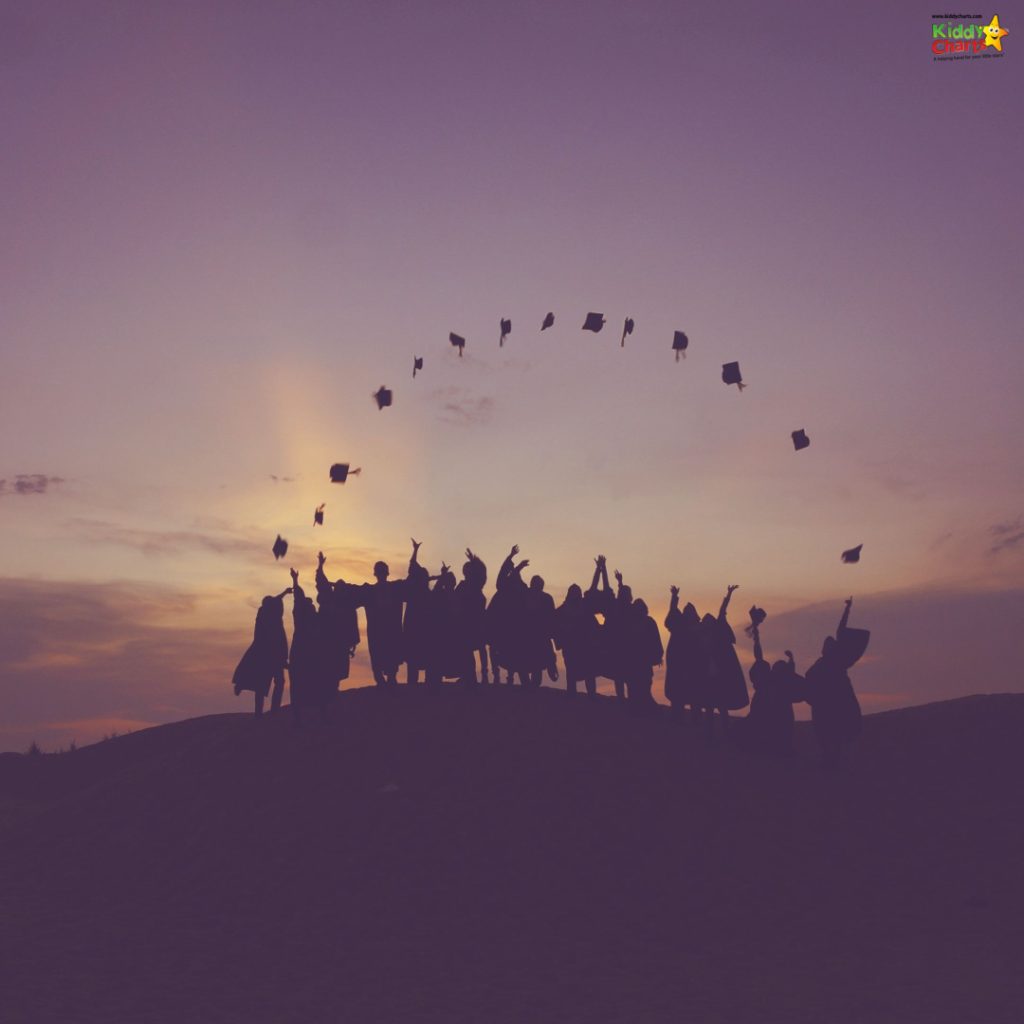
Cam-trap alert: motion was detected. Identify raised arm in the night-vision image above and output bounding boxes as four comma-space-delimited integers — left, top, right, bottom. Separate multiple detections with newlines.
718, 584, 739, 622
290, 568, 306, 603
837, 596, 853, 636
409, 537, 422, 573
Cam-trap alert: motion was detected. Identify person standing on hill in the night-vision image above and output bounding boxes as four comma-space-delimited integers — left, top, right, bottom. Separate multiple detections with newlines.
604, 567, 635, 702
232, 588, 291, 716
456, 548, 488, 685
402, 539, 432, 686
804, 597, 865, 771
625, 598, 663, 708
354, 558, 407, 687
555, 582, 600, 697
522, 574, 558, 690
701, 585, 749, 736
315, 552, 360, 694
664, 586, 706, 725
487, 544, 530, 685
288, 569, 333, 724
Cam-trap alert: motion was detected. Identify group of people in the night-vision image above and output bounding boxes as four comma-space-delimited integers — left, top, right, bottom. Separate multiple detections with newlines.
232, 542, 867, 767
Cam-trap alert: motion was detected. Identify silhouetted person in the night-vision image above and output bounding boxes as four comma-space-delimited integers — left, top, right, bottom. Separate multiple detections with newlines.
522, 574, 558, 689
804, 597, 865, 771
746, 621, 802, 756
232, 588, 290, 716
664, 586, 707, 724
555, 583, 600, 697
426, 564, 461, 689
701, 585, 749, 735
486, 544, 530, 685
584, 555, 614, 690
288, 569, 332, 724
625, 598, 663, 709
402, 539, 431, 686
315, 551, 360, 693
456, 548, 488, 684
355, 559, 407, 687
604, 567, 634, 702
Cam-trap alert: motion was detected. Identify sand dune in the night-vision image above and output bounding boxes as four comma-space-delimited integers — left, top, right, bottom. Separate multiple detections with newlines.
2, 688, 1022, 1023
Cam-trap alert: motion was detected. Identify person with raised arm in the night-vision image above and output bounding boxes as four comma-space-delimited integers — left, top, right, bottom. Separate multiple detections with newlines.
315, 551, 360, 694
232, 587, 291, 716
522, 574, 558, 690
288, 568, 332, 724
804, 597, 866, 771
402, 538, 432, 686
663, 585, 707, 725
486, 544, 529, 686
603, 566, 634, 702
700, 584, 749, 736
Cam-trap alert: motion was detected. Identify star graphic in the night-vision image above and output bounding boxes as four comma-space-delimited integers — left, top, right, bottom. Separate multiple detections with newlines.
982, 14, 1009, 51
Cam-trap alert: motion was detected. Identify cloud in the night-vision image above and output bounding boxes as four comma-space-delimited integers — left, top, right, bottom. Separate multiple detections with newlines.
430, 386, 496, 426
990, 516, 1024, 554
0, 474, 64, 496
68, 518, 266, 560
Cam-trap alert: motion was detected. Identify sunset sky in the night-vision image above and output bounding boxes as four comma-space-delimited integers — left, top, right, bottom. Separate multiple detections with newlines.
2, 0, 1022, 750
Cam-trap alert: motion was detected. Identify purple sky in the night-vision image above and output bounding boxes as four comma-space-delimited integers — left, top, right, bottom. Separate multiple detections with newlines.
2, 1, 1022, 749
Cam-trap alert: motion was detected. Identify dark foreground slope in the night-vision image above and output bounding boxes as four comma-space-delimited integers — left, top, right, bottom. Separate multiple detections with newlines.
2, 688, 1023, 1024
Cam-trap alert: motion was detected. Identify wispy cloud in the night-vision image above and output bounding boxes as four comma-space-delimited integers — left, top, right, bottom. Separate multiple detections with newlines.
430, 386, 495, 426
990, 516, 1024, 555
68, 518, 262, 559
0, 474, 64, 496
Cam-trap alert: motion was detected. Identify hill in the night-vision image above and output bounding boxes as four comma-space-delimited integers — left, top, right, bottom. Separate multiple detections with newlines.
2, 688, 1023, 1023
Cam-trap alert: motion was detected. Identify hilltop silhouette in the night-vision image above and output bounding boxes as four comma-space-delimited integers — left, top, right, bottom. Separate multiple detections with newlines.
2, 688, 1023, 1023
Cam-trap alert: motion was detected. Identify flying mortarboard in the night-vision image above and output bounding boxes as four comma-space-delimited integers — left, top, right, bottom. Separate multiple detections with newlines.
272, 535, 288, 560
329, 463, 361, 484
500, 318, 511, 347
841, 544, 863, 564
582, 312, 605, 333
373, 386, 393, 410
449, 332, 466, 357
541, 312, 555, 331
621, 317, 634, 347
672, 331, 689, 361
791, 429, 810, 451
313, 503, 325, 526
722, 361, 745, 390
412, 356, 423, 378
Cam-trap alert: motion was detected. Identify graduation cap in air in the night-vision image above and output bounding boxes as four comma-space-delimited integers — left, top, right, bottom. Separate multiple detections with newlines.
373, 386, 393, 410
672, 331, 689, 362
329, 463, 361, 483
412, 356, 423, 379
272, 535, 288, 560
449, 332, 465, 357
791, 429, 810, 451
582, 312, 605, 333
621, 318, 634, 347
313, 504, 325, 526
541, 312, 555, 331
841, 544, 863, 564
722, 361, 745, 390
500, 318, 511, 347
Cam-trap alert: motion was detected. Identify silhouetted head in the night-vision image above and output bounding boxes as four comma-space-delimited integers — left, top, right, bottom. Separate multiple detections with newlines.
822, 635, 837, 658
261, 595, 283, 614
701, 613, 717, 630
462, 556, 487, 589
619, 585, 633, 605
530, 575, 544, 592
771, 659, 791, 676
565, 583, 583, 605
374, 561, 389, 582
436, 568, 456, 592
682, 602, 700, 627
633, 598, 648, 617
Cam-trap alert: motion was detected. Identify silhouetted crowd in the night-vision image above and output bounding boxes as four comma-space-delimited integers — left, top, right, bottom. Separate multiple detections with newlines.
234, 543, 867, 769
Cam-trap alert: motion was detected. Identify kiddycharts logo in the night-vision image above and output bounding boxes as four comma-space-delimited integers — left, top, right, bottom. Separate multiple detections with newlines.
932, 13, 1009, 60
